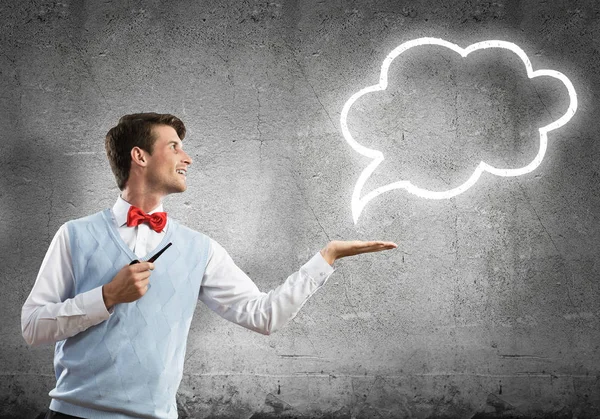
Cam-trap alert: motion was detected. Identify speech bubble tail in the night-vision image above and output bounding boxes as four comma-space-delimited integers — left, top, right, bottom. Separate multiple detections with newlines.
353, 179, 417, 224
351, 155, 385, 224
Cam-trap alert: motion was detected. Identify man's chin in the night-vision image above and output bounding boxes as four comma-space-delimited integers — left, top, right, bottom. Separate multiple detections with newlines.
166, 184, 187, 194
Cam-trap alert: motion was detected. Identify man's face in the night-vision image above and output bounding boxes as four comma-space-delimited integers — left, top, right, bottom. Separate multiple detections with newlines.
144, 125, 192, 195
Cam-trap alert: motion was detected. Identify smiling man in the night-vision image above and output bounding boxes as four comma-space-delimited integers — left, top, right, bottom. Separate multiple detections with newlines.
21, 113, 397, 419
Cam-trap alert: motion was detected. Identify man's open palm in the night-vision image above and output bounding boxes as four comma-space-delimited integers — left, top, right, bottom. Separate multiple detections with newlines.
320, 240, 397, 265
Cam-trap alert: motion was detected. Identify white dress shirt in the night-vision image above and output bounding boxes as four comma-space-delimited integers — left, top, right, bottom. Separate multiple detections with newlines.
21, 196, 334, 345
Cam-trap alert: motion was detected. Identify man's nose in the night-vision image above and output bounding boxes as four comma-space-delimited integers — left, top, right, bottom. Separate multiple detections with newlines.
182, 151, 193, 165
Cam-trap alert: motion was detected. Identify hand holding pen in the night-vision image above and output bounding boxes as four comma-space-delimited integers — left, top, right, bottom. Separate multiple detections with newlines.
102, 243, 172, 309
130, 242, 172, 265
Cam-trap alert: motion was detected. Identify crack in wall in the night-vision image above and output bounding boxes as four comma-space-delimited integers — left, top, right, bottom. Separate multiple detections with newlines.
290, 53, 338, 133
254, 83, 264, 160
532, 84, 555, 121
516, 181, 586, 328
289, 166, 331, 243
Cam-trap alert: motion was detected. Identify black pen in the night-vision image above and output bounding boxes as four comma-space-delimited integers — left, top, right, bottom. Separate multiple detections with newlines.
130, 242, 172, 265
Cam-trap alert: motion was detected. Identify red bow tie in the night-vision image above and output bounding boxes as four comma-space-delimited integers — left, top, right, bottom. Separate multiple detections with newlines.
126, 206, 167, 233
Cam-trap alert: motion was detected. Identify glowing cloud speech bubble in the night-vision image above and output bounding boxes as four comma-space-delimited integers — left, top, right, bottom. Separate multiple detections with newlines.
340, 38, 578, 224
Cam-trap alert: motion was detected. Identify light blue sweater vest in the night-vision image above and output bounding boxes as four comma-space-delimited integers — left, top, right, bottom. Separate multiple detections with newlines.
49, 209, 210, 418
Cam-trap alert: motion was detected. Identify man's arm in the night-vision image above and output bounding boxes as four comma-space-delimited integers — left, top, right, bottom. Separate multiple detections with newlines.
21, 224, 111, 346
199, 239, 333, 335
198, 239, 397, 335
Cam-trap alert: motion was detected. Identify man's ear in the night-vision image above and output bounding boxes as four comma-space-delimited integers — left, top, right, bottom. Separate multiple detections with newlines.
131, 146, 148, 167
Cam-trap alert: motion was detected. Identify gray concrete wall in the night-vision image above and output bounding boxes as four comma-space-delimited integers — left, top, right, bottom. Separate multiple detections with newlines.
1, 0, 599, 417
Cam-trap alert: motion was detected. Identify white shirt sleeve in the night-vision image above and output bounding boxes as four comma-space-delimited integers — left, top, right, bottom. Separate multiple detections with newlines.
21, 224, 111, 346
199, 239, 335, 335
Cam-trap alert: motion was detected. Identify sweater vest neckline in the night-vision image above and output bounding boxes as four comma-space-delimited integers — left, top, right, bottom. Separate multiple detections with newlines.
100, 208, 176, 264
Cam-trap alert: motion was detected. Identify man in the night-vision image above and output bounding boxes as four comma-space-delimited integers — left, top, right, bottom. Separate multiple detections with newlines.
22, 113, 397, 419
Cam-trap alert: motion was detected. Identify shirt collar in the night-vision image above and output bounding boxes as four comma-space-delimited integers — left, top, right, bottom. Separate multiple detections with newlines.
113, 196, 165, 228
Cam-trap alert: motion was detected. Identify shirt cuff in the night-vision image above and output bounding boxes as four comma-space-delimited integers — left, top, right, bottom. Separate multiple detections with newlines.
81, 286, 112, 322
301, 252, 335, 287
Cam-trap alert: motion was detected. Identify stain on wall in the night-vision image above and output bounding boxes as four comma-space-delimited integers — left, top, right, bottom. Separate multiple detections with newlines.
1, 0, 599, 417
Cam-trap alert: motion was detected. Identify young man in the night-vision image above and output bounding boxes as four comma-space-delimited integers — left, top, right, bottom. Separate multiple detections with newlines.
22, 113, 397, 419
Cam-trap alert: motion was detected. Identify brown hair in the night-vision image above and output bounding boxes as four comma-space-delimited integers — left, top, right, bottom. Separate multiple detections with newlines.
105, 113, 186, 190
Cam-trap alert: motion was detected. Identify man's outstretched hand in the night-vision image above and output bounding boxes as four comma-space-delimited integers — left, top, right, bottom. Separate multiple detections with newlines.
320, 240, 398, 265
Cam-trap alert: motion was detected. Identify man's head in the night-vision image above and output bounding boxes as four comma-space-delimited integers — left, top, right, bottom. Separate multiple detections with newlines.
105, 113, 189, 192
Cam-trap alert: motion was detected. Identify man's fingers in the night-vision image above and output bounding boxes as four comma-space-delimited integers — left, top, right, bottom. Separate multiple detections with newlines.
377, 242, 398, 250
133, 278, 150, 296
128, 262, 153, 283
374, 241, 397, 247
356, 241, 398, 252
322, 240, 398, 264
139, 262, 155, 271
136, 270, 152, 281
359, 245, 396, 254
130, 261, 155, 272
332, 240, 398, 258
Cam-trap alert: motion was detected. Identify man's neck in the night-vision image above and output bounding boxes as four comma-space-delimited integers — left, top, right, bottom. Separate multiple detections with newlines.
120, 189, 164, 213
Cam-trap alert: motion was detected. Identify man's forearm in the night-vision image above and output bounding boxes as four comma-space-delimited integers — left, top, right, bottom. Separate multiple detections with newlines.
200, 250, 334, 335
21, 286, 110, 346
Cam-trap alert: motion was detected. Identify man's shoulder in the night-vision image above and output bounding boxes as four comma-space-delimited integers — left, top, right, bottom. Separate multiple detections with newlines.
169, 218, 212, 242
65, 209, 108, 228
168, 219, 214, 258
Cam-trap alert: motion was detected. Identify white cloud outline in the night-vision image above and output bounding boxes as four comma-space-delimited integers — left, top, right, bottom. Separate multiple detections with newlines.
340, 37, 578, 224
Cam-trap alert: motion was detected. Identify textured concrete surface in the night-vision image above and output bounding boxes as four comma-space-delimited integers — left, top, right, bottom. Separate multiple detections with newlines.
1, 0, 599, 418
